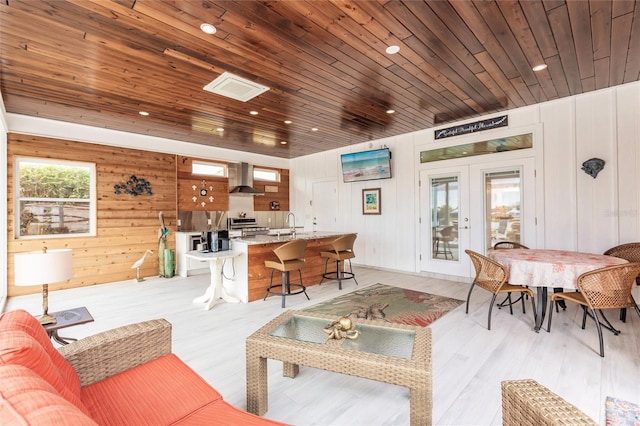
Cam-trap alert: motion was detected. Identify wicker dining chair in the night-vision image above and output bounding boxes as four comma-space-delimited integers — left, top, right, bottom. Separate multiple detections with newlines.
604, 242, 640, 285
546, 262, 640, 357
464, 250, 536, 330
493, 241, 529, 250
493, 242, 530, 309
435, 225, 455, 259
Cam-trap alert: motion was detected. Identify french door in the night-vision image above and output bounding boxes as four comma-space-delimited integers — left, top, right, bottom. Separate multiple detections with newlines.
420, 158, 536, 277
420, 166, 470, 276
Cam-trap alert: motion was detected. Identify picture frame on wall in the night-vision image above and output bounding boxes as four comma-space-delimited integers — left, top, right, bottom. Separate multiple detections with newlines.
362, 188, 381, 215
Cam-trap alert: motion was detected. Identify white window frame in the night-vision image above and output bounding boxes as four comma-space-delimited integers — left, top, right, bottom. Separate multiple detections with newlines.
15, 157, 96, 239
192, 161, 227, 177
253, 167, 280, 182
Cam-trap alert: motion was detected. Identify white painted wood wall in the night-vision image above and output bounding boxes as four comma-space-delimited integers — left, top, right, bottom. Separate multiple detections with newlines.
290, 81, 640, 278
1, 82, 638, 287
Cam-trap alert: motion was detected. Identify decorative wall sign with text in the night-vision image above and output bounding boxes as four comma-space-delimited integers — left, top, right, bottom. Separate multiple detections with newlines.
435, 115, 508, 140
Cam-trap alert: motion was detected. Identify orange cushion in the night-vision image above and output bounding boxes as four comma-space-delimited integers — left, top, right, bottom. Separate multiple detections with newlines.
0, 310, 82, 401
82, 353, 224, 425
0, 364, 97, 425
0, 330, 89, 415
173, 399, 290, 425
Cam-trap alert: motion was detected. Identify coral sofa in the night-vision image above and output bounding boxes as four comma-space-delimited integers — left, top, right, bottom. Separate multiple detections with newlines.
0, 309, 286, 425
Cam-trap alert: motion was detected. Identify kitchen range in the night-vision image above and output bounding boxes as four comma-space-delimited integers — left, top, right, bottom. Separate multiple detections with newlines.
228, 217, 270, 238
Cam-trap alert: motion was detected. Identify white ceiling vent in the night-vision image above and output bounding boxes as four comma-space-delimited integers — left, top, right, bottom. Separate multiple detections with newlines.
203, 72, 269, 102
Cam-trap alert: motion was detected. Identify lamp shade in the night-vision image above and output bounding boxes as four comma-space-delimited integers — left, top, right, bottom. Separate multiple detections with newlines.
14, 249, 73, 286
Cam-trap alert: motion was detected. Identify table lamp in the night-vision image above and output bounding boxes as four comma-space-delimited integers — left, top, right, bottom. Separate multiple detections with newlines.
14, 247, 73, 325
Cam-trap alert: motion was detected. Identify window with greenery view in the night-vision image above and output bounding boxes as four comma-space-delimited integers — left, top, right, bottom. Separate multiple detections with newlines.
17, 158, 96, 238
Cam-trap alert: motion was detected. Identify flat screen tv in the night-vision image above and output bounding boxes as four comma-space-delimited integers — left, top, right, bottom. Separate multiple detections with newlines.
340, 148, 392, 183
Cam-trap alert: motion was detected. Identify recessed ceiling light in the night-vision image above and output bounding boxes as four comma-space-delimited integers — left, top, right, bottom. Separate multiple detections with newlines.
250, 111, 258, 115
532, 63, 547, 71
200, 23, 216, 34
386, 109, 395, 114
284, 120, 292, 124
216, 127, 224, 132
138, 111, 149, 116
280, 141, 287, 145
386, 45, 400, 54
311, 127, 318, 132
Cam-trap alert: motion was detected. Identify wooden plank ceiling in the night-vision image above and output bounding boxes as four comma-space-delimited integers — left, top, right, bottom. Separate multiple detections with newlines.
1, 0, 638, 159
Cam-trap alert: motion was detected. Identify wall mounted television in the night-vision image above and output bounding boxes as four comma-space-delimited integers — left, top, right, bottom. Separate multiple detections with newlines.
340, 148, 392, 183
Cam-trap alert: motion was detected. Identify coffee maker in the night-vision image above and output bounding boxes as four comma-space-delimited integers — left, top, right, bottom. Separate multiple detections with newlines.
201, 230, 229, 252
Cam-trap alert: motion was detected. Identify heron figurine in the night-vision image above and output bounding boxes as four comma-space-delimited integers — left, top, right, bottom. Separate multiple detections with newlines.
132, 250, 153, 282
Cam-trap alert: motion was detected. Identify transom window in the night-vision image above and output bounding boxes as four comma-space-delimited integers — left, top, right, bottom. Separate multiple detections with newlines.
192, 161, 227, 177
16, 158, 96, 238
253, 167, 279, 182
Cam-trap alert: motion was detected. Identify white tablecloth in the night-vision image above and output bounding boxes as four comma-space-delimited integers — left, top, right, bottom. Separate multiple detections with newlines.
487, 249, 628, 290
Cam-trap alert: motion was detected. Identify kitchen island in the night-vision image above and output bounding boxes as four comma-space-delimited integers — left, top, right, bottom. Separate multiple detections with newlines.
231, 231, 352, 303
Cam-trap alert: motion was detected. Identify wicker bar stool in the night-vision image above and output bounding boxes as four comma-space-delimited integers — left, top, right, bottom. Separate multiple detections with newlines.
264, 239, 310, 308
319, 233, 358, 290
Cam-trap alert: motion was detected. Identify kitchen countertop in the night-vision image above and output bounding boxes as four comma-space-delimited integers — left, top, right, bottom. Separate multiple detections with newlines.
232, 231, 348, 245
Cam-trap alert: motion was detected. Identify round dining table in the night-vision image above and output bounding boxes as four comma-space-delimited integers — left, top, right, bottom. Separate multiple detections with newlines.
487, 248, 628, 331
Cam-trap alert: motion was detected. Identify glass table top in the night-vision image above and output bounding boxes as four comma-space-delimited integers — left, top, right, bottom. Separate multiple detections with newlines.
269, 314, 415, 360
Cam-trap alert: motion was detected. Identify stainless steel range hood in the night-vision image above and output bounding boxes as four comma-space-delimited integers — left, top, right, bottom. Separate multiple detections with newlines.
229, 162, 264, 195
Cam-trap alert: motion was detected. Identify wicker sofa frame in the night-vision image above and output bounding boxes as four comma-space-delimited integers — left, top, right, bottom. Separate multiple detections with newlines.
501, 379, 597, 425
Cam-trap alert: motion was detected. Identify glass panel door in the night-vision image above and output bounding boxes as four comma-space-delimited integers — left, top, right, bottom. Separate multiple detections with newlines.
485, 170, 522, 248
431, 176, 459, 261
469, 157, 536, 253
420, 166, 470, 277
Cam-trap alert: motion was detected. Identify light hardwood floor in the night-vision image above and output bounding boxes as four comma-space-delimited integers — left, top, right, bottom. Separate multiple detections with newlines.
6, 266, 640, 425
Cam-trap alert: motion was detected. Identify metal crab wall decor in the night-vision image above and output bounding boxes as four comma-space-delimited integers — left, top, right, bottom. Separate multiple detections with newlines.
581, 158, 605, 179
114, 175, 152, 196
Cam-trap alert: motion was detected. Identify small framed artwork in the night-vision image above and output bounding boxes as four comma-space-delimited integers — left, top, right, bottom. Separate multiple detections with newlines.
362, 188, 381, 215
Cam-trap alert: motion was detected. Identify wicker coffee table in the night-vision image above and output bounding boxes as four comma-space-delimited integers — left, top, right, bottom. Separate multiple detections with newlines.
246, 310, 432, 425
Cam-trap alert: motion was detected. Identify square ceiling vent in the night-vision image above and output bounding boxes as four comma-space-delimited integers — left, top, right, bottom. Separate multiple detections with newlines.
203, 72, 269, 102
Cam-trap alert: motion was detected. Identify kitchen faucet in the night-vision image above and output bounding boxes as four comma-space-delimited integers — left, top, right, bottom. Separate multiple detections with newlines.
286, 212, 296, 237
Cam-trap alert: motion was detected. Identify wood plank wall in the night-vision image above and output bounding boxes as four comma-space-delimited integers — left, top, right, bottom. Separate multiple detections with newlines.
6, 134, 177, 296
253, 168, 290, 212
176, 155, 229, 212
176, 156, 290, 213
